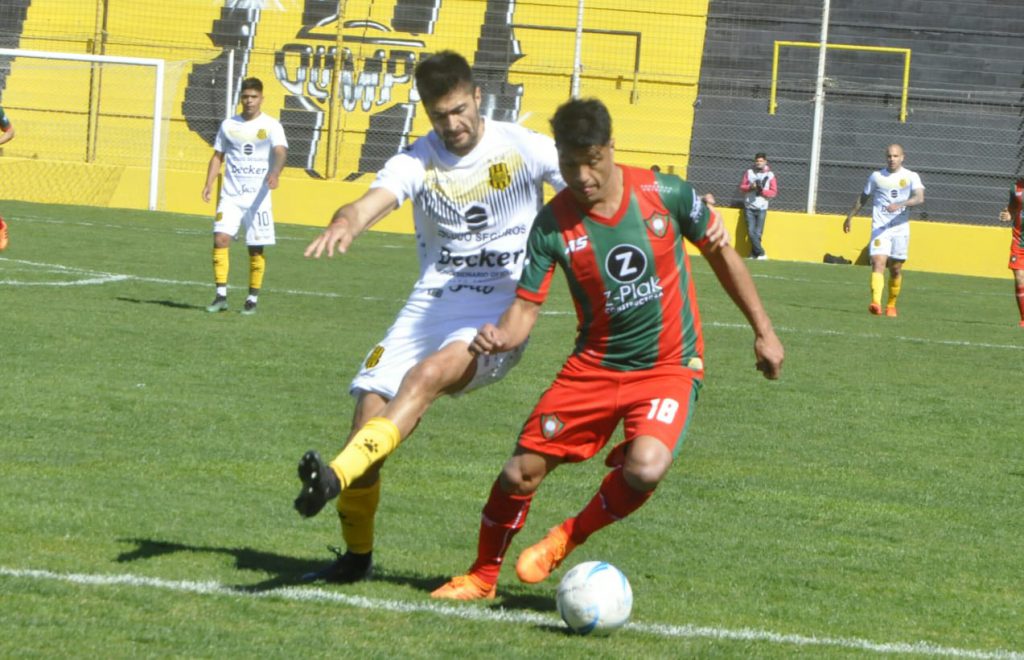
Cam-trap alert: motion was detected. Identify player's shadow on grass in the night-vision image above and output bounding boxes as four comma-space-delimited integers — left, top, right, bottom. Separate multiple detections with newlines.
116, 296, 203, 311
116, 538, 457, 596
116, 538, 560, 614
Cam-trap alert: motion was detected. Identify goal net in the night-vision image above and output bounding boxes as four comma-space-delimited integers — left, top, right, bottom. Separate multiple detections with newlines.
0, 48, 177, 210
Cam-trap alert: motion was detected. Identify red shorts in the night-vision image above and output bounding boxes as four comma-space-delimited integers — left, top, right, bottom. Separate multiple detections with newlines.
517, 361, 702, 467
1009, 242, 1024, 270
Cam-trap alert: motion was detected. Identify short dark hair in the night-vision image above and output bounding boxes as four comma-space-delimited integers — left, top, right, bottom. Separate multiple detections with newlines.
414, 51, 474, 104
240, 77, 263, 93
550, 98, 612, 151
755, 152, 767, 160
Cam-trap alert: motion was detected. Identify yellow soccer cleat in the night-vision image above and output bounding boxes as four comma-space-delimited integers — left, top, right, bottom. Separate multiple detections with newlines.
515, 525, 577, 584
885, 305, 898, 317
430, 574, 496, 600
868, 302, 882, 315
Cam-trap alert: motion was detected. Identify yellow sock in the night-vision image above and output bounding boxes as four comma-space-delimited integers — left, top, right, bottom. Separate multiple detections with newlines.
249, 252, 266, 291
337, 479, 381, 554
329, 417, 401, 489
870, 272, 884, 306
213, 247, 229, 285
887, 274, 902, 308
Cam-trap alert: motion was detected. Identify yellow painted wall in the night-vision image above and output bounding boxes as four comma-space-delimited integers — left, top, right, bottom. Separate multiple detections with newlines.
713, 206, 1012, 280
1, 0, 1011, 280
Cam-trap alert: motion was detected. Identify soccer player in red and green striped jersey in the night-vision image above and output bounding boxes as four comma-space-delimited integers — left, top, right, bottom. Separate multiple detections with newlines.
432, 98, 784, 600
998, 177, 1024, 327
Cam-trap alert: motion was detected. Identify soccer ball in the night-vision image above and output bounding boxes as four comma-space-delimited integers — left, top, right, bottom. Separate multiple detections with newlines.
556, 561, 633, 635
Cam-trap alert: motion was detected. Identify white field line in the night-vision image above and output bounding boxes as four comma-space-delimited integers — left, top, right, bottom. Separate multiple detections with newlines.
2, 257, 1021, 352
1, 567, 1020, 659
2, 210, 1007, 296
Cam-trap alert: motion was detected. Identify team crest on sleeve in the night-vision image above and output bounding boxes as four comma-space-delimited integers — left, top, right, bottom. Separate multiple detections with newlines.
257, 128, 267, 140
539, 413, 565, 439
364, 345, 385, 368
488, 162, 512, 190
644, 212, 669, 238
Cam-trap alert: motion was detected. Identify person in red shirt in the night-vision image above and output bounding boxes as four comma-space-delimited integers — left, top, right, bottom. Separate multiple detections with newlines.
998, 177, 1024, 327
0, 105, 15, 251
431, 97, 784, 600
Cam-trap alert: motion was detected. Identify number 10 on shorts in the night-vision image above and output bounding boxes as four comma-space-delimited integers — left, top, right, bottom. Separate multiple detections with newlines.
647, 398, 679, 423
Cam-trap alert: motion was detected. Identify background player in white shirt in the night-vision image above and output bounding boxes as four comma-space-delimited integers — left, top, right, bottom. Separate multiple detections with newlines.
290, 50, 566, 584
202, 77, 288, 315
843, 144, 925, 317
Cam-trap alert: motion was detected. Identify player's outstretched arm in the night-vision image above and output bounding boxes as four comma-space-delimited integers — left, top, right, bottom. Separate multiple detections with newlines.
304, 187, 399, 258
699, 242, 784, 379
471, 298, 541, 355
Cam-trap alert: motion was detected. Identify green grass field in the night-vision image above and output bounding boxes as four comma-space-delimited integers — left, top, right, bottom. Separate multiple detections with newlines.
1, 200, 1022, 658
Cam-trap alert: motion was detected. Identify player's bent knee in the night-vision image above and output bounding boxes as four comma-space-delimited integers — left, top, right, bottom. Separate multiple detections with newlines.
499, 460, 545, 496
623, 441, 673, 491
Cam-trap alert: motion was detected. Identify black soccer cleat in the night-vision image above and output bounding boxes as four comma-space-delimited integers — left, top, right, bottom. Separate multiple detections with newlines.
294, 450, 341, 518
241, 299, 258, 316
301, 546, 374, 584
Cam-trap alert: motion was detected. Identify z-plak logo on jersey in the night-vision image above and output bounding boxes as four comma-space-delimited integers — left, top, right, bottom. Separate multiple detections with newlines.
644, 212, 669, 238
605, 244, 648, 283
540, 414, 565, 439
489, 162, 512, 191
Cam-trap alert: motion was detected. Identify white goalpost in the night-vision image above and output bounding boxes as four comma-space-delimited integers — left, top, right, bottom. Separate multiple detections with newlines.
0, 48, 166, 210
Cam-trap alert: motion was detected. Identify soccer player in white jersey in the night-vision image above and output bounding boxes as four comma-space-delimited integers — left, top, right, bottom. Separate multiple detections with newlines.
202, 77, 288, 315
288, 50, 568, 584
843, 144, 925, 317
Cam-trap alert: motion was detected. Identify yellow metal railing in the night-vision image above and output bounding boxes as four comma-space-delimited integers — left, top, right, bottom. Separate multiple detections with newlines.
769, 41, 911, 122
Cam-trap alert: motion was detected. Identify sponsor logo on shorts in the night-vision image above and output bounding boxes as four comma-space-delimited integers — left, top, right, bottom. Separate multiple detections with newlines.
540, 413, 564, 439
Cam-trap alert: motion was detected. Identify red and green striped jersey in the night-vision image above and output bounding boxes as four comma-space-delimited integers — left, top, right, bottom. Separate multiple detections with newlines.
517, 165, 713, 371
1008, 181, 1023, 250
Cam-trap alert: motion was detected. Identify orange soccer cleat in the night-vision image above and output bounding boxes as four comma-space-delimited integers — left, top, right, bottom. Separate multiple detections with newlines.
0, 216, 8, 251
515, 525, 578, 584
868, 302, 882, 315
430, 574, 497, 601
885, 305, 898, 317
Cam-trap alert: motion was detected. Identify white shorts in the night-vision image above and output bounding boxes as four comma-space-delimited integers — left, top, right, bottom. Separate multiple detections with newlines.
213, 186, 275, 246
350, 288, 526, 401
869, 225, 909, 261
